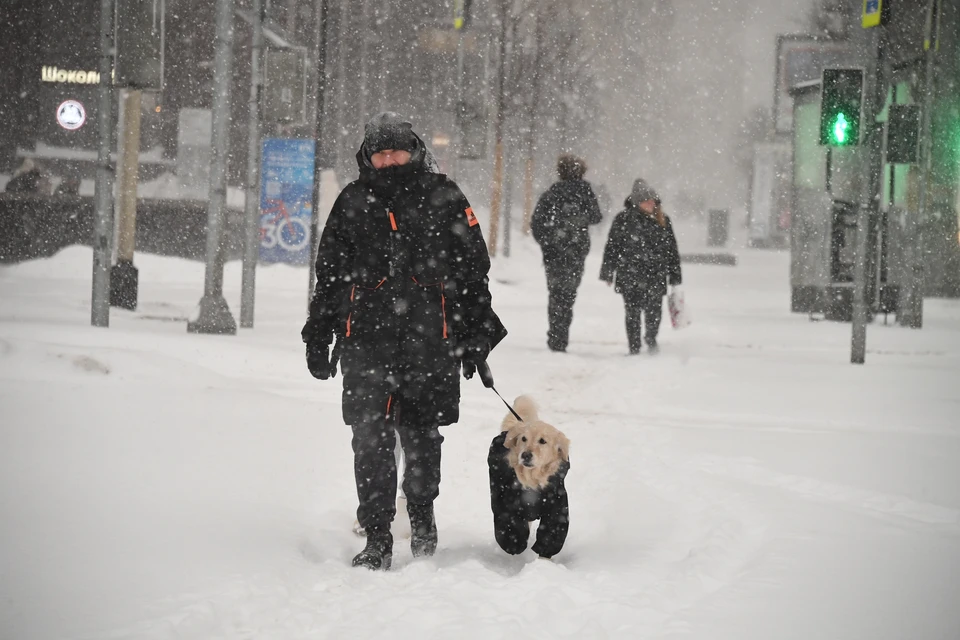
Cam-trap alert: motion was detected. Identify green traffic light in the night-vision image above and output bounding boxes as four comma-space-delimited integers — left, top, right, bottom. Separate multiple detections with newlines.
833, 113, 849, 144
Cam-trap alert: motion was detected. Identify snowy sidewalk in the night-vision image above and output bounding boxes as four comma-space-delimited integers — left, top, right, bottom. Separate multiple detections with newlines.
2, 240, 959, 639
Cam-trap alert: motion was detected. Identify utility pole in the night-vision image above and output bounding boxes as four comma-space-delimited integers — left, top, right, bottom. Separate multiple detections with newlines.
900, 0, 940, 329
110, 88, 142, 310
851, 23, 886, 364
307, 0, 330, 305
188, 0, 238, 335
240, 0, 265, 329
91, 0, 116, 327
487, 0, 508, 257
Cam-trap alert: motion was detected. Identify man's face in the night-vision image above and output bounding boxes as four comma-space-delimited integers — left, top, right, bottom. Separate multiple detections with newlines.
370, 149, 411, 170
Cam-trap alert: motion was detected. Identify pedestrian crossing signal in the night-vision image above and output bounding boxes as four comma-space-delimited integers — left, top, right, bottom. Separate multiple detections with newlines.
820, 68, 863, 147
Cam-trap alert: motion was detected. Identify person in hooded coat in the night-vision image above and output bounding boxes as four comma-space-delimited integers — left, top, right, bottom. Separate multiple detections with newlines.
301, 112, 507, 571
530, 154, 602, 352
600, 179, 682, 354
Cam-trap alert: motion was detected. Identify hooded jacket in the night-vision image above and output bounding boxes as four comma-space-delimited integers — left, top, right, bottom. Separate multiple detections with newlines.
302, 135, 506, 426
600, 199, 682, 298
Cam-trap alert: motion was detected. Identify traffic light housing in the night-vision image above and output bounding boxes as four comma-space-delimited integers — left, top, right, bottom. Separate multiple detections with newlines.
820, 68, 863, 146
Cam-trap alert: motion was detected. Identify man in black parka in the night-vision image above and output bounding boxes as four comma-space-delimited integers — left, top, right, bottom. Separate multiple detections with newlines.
600, 179, 682, 354
531, 155, 602, 352
302, 112, 507, 570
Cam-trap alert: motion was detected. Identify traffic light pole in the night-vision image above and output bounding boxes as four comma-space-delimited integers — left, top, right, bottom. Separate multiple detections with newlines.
188, 0, 238, 335
91, 0, 116, 327
851, 25, 885, 364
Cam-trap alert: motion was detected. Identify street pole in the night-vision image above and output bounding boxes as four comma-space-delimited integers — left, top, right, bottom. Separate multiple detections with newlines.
240, 0, 265, 329
451, 17, 465, 181
188, 0, 238, 335
487, 0, 508, 257
110, 88, 142, 310
851, 25, 885, 364
900, 0, 940, 329
307, 0, 330, 305
92, 0, 116, 327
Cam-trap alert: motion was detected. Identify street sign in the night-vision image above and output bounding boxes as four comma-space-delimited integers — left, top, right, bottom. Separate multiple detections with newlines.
259, 138, 315, 265
115, 0, 165, 90
264, 48, 307, 125
862, 0, 882, 28
56, 99, 87, 130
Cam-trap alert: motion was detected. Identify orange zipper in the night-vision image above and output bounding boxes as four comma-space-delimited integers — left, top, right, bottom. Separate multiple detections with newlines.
345, 285, 356, 337
441, 291, 448, 339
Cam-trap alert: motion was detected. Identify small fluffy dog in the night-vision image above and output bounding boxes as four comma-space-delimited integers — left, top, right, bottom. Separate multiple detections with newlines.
488, 395, 571, 559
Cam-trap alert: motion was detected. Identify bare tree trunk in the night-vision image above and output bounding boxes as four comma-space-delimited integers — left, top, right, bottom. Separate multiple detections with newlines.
522, 4, 545, 235
488, 0, 509, 257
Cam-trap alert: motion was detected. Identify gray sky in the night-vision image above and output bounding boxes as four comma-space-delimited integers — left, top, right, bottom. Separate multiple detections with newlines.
586, 0, 812, 211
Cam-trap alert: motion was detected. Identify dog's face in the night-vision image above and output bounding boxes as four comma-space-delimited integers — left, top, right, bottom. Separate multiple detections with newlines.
504, 420, 570, 489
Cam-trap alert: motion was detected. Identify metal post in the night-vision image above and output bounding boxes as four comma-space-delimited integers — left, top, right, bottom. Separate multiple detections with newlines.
92, 0, 116, 327
358, 0, 369, 126
188, 0, 238, 335
900, 0, 939, 329
110, 88, 142, 310
851, 26, 885, 364
240, 0, 265, 329
307, 0, 330, 305
451, 7, 465, 181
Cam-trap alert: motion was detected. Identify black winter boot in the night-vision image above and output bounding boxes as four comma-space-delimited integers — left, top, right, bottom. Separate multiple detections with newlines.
352, 528, 393, 570
408, 502, 438, 558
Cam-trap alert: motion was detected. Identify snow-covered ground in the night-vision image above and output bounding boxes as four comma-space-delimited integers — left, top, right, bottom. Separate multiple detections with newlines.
2, 233, 959, 639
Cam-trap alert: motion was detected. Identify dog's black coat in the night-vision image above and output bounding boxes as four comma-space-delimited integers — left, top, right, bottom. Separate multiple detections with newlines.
488, 431, 570, 558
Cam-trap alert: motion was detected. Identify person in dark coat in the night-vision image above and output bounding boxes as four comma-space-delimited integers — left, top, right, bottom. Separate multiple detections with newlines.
600, 179, 682, 354
530, 154, 602, 352
302, 112, 507, 570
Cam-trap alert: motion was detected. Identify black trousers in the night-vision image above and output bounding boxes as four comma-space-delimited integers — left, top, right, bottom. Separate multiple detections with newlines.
351, 400, 443, 534
622, 288, 663, 352
543, 256, 586, 351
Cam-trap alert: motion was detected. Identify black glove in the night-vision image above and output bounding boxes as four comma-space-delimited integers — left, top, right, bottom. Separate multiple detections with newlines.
306, 340, 337, 380
458, 336, 491, 381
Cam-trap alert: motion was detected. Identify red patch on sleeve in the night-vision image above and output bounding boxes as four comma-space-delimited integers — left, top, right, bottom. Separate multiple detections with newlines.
465, 207, 479, 227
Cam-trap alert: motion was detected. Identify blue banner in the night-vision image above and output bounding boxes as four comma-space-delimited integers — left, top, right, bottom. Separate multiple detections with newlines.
259, 138, 315, 265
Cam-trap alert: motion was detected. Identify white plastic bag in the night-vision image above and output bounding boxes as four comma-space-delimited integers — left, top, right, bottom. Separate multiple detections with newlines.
668, 287, 690, 329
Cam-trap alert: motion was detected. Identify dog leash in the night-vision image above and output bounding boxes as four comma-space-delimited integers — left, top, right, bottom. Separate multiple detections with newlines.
476, 361, 523, 422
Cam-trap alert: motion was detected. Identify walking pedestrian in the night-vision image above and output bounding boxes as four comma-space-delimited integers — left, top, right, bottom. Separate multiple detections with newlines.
530, 154, 602, 352
302, 112, 507, 570
600, 179, 682, 354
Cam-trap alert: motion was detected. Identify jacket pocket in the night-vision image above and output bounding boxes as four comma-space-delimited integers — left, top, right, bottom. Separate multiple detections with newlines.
344, 278, 387, 338
410, 277, 449, 340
